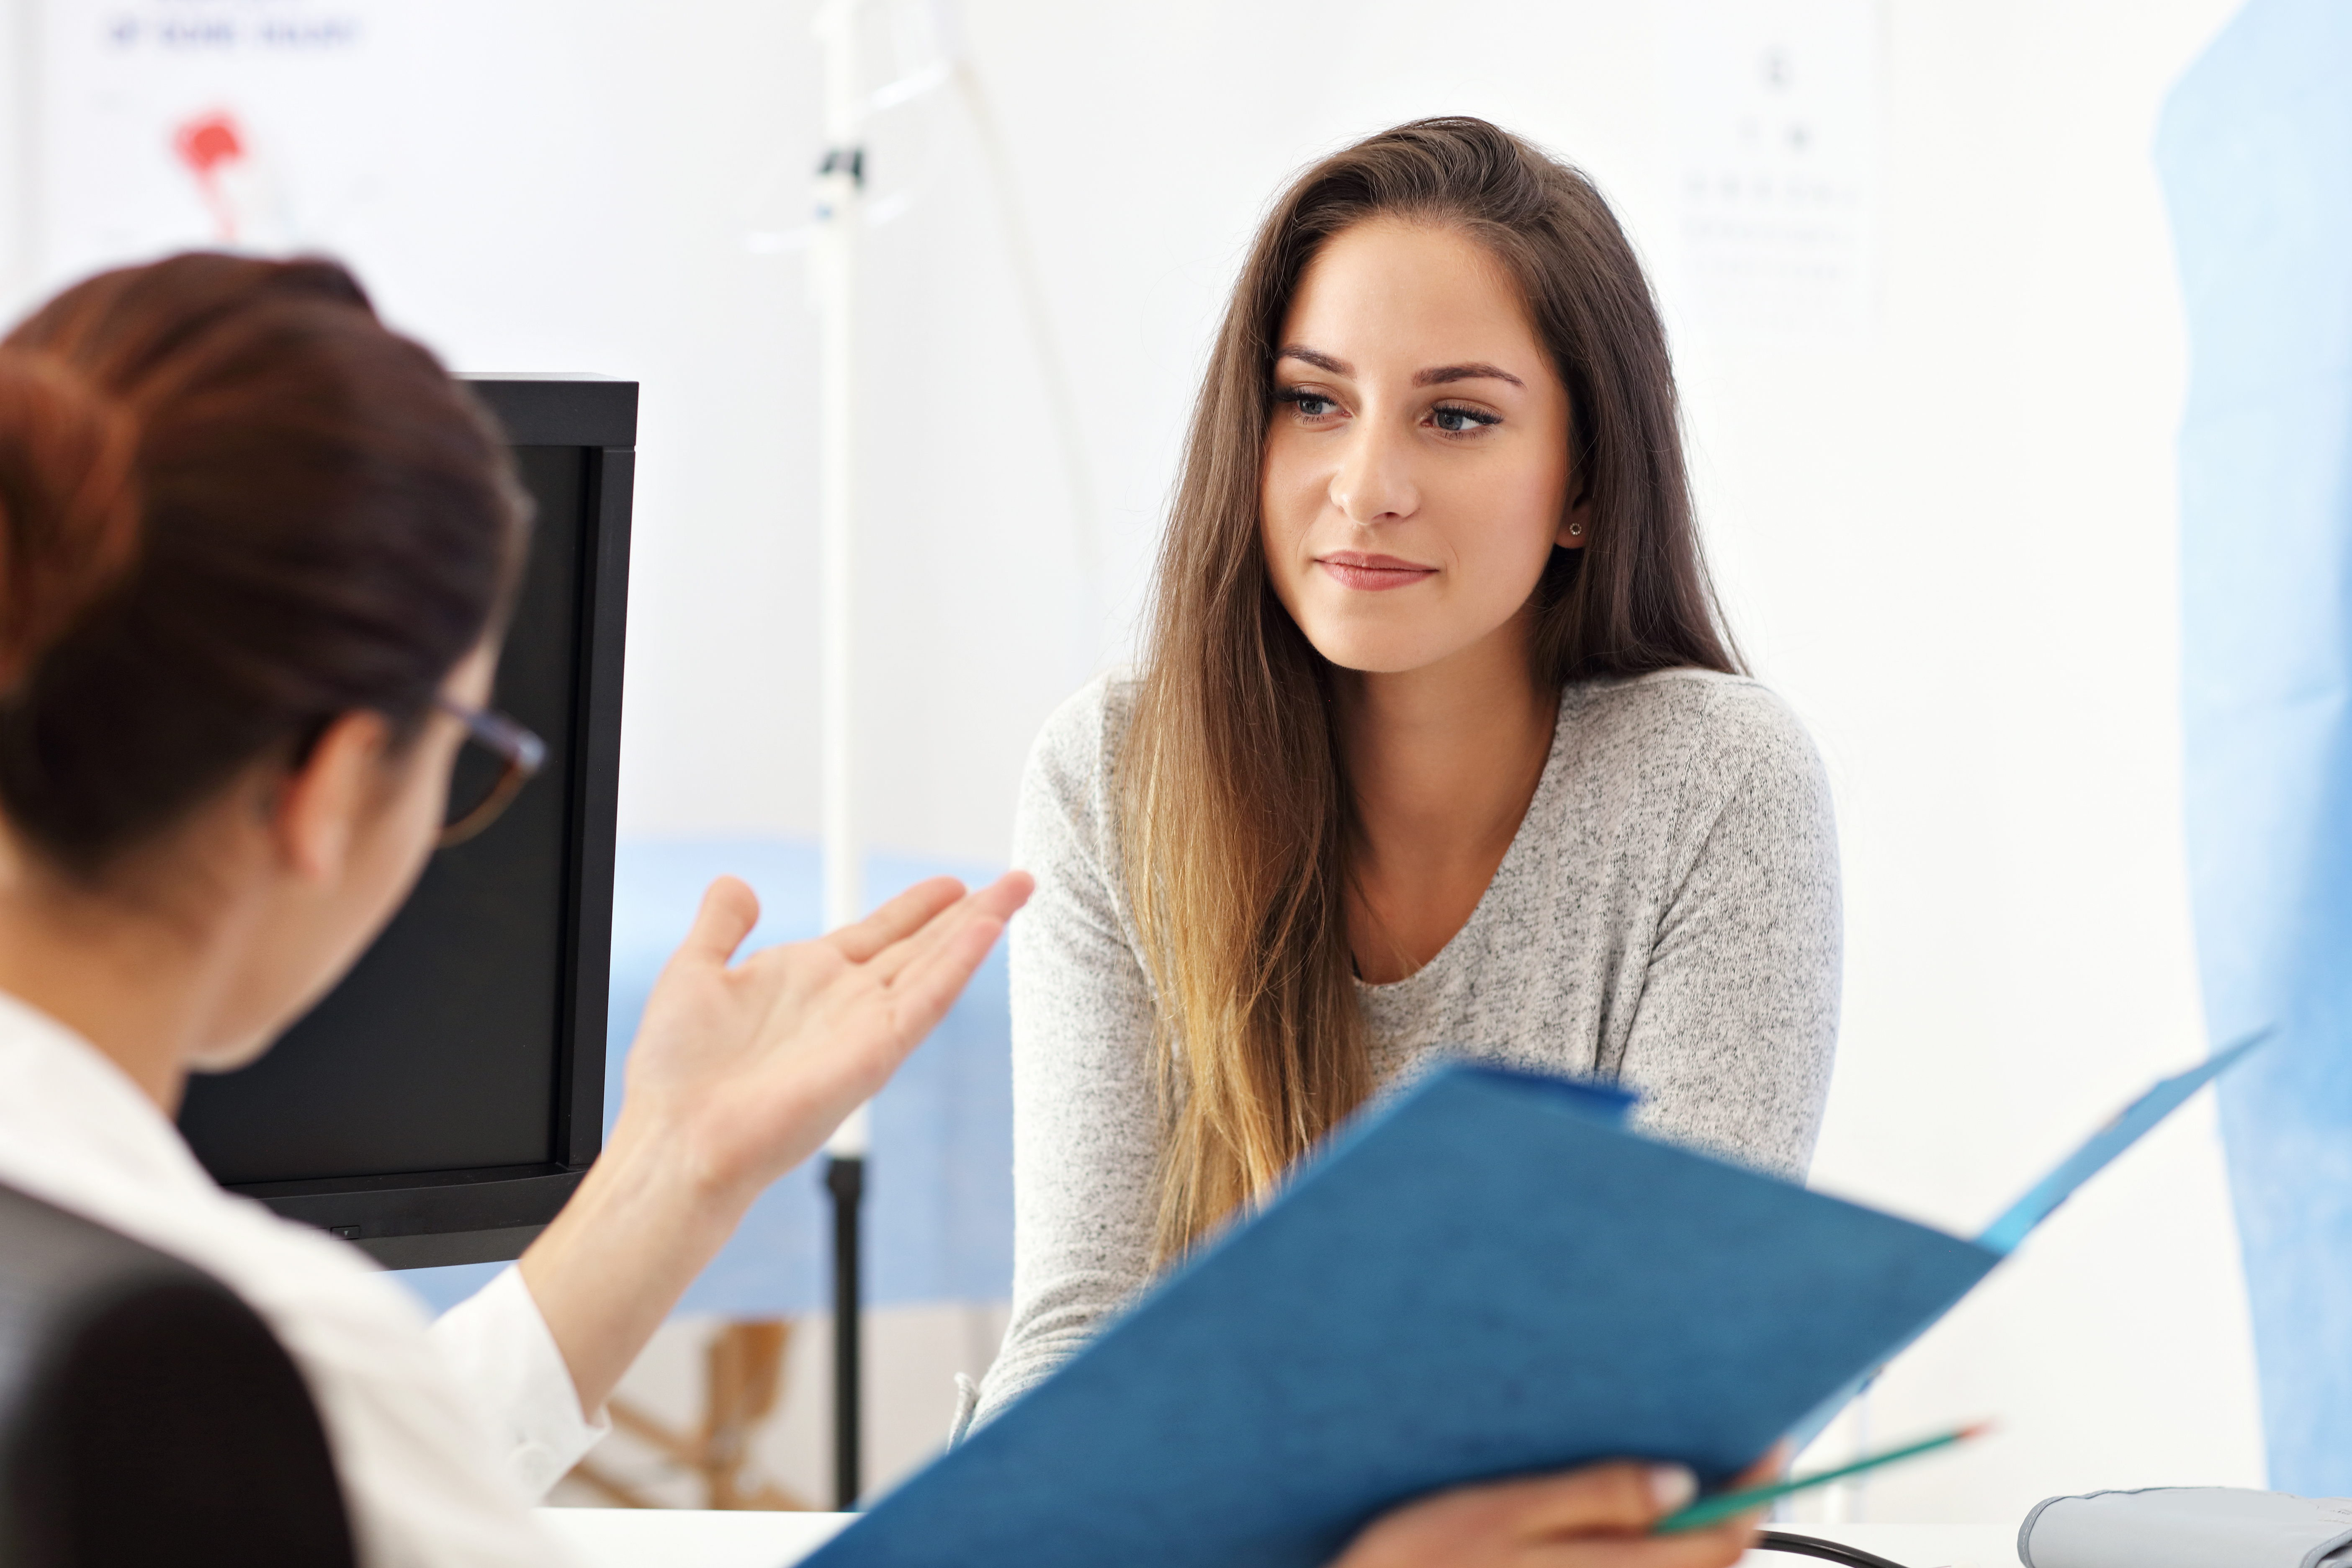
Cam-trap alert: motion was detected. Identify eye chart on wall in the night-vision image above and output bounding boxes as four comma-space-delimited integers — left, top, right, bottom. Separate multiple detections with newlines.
1658, 0, 1882, 344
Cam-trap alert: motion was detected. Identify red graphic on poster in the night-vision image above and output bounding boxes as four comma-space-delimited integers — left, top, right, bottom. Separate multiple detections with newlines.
172, 111, 247, 241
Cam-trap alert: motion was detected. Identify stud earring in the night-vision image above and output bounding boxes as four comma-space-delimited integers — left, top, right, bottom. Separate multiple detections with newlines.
1568, 520, 1584, 536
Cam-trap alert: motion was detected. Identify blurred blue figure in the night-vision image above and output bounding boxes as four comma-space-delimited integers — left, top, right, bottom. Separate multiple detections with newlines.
2161, 0, 2352, 1492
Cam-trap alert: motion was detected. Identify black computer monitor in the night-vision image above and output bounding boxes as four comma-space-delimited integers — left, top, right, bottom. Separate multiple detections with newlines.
176, 375, 636, 1269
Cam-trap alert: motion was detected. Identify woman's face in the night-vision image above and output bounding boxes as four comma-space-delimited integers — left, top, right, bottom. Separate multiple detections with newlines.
1259, 217, 1580, 677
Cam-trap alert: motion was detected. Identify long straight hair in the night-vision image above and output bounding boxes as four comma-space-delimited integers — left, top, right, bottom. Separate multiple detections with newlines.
1120, 118, 1738, 1262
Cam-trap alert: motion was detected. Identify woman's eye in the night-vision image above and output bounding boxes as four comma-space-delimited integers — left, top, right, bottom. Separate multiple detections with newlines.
1432, 404, 1501, 434
1281, 390, 1339, 419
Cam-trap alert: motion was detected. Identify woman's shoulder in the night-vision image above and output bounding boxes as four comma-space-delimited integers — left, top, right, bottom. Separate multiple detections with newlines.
1030, 668, 1137, 764
1563, 667, 1826, 800
1016, 669, 1142, 866
1025, 668, 1139, 798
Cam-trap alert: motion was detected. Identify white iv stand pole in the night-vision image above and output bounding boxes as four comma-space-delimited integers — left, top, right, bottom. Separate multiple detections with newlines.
810, 0, 867, 1512
797, 0, 1095, 1509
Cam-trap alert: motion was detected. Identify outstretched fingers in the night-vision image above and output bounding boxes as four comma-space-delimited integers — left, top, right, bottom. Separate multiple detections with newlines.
866, 872, 1034, 987
826, 876, 967, 963
852, 874, 1032, 1043
874, 911, 1011, 1052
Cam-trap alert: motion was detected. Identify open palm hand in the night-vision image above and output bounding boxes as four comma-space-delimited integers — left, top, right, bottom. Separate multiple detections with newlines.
617, 870, 1034, 1209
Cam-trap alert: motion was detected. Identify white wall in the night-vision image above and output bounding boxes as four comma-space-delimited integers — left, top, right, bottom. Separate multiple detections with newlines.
1686, 0, 2265, 1520
0, 0, 30, 302
5, 0, 2270, 1524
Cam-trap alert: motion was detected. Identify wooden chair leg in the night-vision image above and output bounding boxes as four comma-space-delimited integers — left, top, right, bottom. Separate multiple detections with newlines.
705, 1320, 810, 1510
561, 1317, 812, 1511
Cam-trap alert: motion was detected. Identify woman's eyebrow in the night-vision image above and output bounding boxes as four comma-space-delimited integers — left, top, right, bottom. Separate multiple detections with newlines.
1276, 344, 1351, 375
1414, 362, 1526, 389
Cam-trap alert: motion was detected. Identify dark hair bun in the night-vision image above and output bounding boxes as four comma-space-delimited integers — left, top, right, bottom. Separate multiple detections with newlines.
0, 252, 527, 879
0, 349, 140, 694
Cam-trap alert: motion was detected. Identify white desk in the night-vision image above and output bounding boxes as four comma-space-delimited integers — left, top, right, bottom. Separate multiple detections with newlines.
540, 1511, 2015, 1568
538, 1509, 848, 1567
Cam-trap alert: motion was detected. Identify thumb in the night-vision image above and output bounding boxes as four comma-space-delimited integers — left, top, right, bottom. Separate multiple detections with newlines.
673, 876, 761, 969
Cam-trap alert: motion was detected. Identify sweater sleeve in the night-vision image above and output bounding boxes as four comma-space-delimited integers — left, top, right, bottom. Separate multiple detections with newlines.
970, 677, 1166, 1427
1613, 683, 1842, 1179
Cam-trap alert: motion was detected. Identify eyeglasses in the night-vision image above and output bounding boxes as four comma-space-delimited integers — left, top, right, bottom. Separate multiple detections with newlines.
435, 696, 546, 849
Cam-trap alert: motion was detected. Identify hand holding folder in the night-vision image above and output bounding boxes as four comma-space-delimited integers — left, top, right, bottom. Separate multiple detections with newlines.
808, 1039, 2260, 1568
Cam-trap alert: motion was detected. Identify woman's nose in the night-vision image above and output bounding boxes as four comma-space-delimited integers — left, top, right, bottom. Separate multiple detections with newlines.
1328, 415, 1419, 524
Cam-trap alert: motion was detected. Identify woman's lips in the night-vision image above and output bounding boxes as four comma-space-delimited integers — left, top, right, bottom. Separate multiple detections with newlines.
1317, 552, 1436, 592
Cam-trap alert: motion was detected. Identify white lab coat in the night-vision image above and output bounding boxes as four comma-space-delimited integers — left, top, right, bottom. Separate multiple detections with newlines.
0, 990, 606, 1568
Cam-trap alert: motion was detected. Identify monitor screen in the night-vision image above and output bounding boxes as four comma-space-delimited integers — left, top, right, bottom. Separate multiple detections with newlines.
175, 376, 635, 1268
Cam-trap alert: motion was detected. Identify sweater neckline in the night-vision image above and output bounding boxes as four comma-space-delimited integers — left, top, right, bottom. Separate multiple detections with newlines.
1351, 687, 1574, 1000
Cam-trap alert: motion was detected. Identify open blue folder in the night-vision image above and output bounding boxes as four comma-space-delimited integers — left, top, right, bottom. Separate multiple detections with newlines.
807, 1046, 2254, 1568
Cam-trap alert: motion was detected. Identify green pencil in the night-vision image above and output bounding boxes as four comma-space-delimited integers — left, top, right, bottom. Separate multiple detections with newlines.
1653, 1421, 1992, 1533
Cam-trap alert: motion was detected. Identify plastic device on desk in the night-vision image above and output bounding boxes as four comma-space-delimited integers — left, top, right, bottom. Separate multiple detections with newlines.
805, 1042, 2259, 1568
2020, 1488, 2352, 1568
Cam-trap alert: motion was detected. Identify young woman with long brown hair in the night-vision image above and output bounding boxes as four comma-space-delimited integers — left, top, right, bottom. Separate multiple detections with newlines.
0, 250, 1766, 1568
976, 119, 1840, 1434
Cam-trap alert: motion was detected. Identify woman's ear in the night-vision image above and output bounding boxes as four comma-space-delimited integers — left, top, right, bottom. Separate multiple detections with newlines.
1556, 496, 1592, 550
270, 711, 393, 882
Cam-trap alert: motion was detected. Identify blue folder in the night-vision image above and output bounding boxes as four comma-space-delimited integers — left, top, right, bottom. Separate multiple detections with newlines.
806, 1050, 2250, 1568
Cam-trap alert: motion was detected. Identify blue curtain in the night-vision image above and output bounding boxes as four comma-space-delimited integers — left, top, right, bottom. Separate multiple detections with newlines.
2161, 0, 2352, 1493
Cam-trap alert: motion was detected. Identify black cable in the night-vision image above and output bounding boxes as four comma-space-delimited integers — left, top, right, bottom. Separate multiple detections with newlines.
1751, 1530, 1918, 1568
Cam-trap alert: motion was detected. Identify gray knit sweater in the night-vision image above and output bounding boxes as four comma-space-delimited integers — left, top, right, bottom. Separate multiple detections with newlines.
968, 666, 1841, 1429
